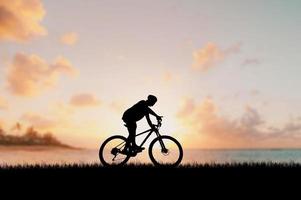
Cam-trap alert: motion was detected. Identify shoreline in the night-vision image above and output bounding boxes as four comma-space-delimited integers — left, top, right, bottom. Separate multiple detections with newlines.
0, 145, 83, 151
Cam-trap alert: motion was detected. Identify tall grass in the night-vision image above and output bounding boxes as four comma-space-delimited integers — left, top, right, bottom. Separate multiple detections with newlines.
1, 162, 301, 170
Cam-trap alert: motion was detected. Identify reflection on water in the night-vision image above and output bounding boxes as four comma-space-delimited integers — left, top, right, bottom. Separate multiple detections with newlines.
1, 148, 301, 166
0, 148, 98, 165
184, 149, 301, 164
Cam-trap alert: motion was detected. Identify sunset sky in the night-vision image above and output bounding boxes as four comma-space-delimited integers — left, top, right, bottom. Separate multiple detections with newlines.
1, 0, 301, 149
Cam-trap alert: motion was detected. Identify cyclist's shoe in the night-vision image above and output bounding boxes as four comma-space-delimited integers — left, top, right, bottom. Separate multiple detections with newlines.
120, 147, 131, 155
132, 145, 145, 152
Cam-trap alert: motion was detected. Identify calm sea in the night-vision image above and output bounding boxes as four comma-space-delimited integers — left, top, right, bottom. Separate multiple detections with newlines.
1, 148, 301, 166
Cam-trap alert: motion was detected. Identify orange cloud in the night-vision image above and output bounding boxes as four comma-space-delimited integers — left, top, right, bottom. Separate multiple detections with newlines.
70, 93, 101, 107
6, 53, 78, 97
0, 96, 8, 109
0, 0, 47, 42
0, 118, 5, 125
177, 98, 301, 148
162, 70, 180, 84
21, 112, 57, 130
109, 100, 126, 113
0, 118, 6, 131
60, 32, 78, 45
162, 71, 173, 82
50, 102, 75, 116
192, 42, 241, 72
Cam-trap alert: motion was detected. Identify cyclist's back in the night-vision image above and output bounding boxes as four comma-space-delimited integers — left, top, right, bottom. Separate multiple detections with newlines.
122, 100, 149, 123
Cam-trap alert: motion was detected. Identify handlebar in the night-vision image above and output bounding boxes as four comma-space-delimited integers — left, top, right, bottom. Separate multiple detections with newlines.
154, 116, 163, 129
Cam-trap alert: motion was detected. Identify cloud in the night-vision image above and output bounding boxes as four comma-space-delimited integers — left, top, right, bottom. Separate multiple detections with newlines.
192, 42, 241, 72
162, 71, 173, 83
0, 96, 8, 110
109, 100, 126, 113
69, 93, 101, 107
0, 118, 5, 125
6, 53, 78, 97
176, 98, 247, 142
177, 98, 195, 118
21, 112, 57, 130
0, 118, 7, 130
0, 0, 47, 42
240, 106, 264, 129
50, 102, 75, 116
241, 58, 261, 66
223, 42, 242, 55
60, 32, 78, 45
282, 122, 301, 134
161, 70, 180, 85
177, 98, 301, 148
192, 43, 224, 72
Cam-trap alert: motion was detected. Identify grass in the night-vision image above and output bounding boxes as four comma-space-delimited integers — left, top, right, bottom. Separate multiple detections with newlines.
1, 161, 301, 169
1, 162, 301, 174
1, 162, 300, 191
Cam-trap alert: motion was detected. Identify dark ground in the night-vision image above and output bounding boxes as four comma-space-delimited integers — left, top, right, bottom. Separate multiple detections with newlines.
0, 163, 299, 196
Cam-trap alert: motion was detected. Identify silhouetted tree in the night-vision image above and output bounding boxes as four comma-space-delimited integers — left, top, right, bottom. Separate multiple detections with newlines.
11, 122, 22, 131
25, 126, 39, 139
0, 126, 5, 137
43, 132, 60, 145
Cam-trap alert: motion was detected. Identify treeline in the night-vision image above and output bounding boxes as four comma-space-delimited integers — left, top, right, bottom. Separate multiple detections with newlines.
0, 123, 70, 148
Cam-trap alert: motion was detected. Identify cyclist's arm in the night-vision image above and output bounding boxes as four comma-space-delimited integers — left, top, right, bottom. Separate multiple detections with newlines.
147, 107, 160, 118
145, 114, 154, 128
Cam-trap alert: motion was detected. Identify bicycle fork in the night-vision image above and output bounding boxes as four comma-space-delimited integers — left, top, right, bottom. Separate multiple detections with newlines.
156, 131, 168, 154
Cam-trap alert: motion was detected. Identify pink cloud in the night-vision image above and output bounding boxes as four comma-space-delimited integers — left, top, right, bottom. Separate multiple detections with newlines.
0, 0, 47, 42
21, 112, 57, 130
192, 42, 241, 72
161, 70, 180, 85
70, 93, 101, 107
60, 32, 79, 45
177, 98, 301, 148
6, 53, 78, 97
0, 96, 8, 110
109, 100, 126, 113
162, 71, 173, 83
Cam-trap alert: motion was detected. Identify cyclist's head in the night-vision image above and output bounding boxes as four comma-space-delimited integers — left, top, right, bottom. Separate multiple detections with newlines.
147, 95, 157, 106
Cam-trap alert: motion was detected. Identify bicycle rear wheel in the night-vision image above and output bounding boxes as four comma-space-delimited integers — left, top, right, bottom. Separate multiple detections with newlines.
149, 135, 183, 166
99, 135, 130, 166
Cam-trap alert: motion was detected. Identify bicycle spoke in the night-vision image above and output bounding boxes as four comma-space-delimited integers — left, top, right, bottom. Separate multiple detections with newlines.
149, 136, 183, 166
99, 135, 130, 166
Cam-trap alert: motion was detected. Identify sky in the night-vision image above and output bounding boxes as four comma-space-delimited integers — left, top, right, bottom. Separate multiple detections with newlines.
0, 0, 301, 149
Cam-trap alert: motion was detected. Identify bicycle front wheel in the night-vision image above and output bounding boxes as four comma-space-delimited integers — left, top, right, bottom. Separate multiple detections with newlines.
149, 135, 183, 166
99, 135, 130, 166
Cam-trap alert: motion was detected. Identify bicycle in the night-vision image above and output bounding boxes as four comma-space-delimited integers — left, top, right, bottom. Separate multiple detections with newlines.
99, 118, 183, 166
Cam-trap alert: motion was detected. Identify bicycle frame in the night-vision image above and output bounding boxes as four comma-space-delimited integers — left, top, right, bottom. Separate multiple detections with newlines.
116, 121, 167, 156
135, 127, 160, 147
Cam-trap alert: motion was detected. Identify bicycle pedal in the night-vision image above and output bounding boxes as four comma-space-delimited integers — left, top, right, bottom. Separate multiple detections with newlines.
130, 152, 137, 156
134, 147, 145, 152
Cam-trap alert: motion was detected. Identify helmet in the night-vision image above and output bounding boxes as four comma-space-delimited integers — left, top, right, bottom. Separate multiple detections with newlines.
147, 95, 157, 104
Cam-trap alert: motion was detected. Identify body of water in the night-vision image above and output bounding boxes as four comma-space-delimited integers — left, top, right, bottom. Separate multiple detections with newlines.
1, 148, 301, 165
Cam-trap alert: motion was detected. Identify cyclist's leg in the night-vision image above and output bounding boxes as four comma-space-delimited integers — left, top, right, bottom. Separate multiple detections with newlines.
124, 121, 137, 150
126, 122, 137, 146
126, 122, 144, 151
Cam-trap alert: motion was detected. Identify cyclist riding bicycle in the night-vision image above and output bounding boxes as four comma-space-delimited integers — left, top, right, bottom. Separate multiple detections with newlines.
122, 95, 162, 152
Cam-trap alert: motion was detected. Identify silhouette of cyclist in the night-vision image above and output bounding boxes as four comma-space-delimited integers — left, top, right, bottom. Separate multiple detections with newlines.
122, 95, 162, 152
